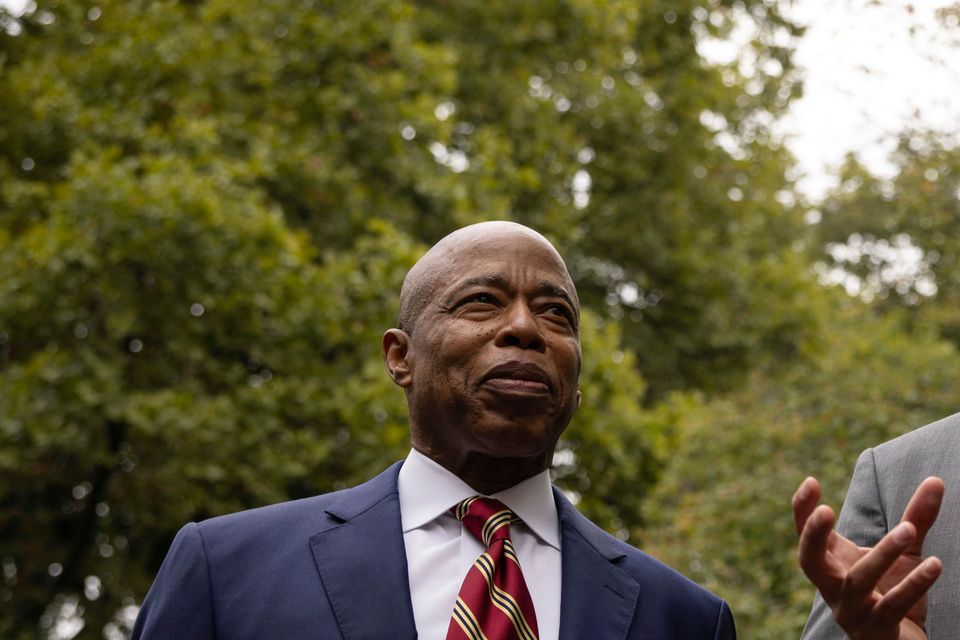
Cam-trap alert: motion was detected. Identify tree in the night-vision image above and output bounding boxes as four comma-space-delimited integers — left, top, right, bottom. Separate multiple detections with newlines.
0, 147, 410, 636
1, 0, 819, 399
642, 298, 960, 638
817, 137, 960, 343
0, 153, 668, 638
1, 0, 825, 637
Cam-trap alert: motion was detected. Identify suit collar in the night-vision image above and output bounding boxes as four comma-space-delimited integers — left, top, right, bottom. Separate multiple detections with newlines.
322, 460, 405, 523
309, 466, 641, 640
553, 487, 627, 561
555, 487, 641, 640
310, 462, 417, 640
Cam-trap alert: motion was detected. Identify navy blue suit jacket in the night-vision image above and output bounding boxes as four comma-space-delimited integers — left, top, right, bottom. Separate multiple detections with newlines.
133, 463, 735, 639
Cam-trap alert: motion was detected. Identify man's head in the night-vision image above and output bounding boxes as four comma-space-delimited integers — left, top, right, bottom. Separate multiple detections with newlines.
382, 221, 582, 489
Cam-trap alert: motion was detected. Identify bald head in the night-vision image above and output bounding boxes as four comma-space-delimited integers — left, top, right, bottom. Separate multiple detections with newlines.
397, 222, 578, 335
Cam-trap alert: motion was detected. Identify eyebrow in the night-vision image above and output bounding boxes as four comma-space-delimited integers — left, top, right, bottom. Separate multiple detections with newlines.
538, 280, 578, 313
447, 273, 578, 314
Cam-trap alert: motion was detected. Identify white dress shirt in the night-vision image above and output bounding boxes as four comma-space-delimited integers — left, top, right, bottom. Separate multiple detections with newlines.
397, 448, 562, 640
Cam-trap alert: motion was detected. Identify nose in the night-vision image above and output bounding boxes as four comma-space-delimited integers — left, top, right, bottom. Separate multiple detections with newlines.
494, 302, 545, 351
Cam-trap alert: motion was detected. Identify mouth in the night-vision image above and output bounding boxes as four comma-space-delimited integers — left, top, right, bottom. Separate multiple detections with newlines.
481, 362, 551, 394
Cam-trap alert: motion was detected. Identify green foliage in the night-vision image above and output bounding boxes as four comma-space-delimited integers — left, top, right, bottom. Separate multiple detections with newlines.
0, 166, 664, 635
1, 0, 818, 400
817, 137, 960, 342
643, 299, 960, 638
0, 0, 864, 638
0, 143, 424, 635
552, 311, 685, 539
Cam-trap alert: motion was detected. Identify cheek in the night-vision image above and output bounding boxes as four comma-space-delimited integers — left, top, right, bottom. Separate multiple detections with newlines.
429, 337, 479, 383
557, 340, 582, 374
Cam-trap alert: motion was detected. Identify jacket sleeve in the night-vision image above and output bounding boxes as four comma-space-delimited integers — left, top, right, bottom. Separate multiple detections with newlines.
131, 522, 216, 639
714, 600, 736, 639
801, 448, 888, 640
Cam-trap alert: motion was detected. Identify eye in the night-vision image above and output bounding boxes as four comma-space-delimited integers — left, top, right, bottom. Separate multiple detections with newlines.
544, 303, 575, 324
467, 293, 496, 305
456, 292, 499, 309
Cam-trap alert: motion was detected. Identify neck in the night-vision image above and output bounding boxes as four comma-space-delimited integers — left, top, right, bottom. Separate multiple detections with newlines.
414, 445, 551, 495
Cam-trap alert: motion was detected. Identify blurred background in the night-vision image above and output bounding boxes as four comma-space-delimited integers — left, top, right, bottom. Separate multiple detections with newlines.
1, 0, 959, 637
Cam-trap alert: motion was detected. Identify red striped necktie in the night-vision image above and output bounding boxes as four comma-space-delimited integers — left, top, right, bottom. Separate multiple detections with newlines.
447, 497, 540, 640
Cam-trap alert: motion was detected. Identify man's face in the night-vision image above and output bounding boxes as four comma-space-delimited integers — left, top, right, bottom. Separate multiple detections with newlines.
397, 230, 582, 467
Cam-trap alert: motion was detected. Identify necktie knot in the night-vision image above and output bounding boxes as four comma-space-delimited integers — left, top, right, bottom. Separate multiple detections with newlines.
452, 497, 515, 547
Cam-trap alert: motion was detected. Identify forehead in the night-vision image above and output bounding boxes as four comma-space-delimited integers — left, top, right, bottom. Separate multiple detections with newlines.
435, 232, 574, 290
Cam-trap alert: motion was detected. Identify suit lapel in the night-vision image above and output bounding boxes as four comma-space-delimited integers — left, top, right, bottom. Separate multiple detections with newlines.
555, 489, 641, 640
309, 463, 417, 640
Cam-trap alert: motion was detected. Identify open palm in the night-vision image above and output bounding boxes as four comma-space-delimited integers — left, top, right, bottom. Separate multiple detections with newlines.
792, 477, 944, 640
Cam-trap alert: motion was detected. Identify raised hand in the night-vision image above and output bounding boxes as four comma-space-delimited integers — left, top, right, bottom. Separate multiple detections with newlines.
792, 476, 944, 640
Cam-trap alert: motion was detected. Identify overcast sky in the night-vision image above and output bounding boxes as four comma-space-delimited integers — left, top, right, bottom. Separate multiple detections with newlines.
780, 0, 960, 199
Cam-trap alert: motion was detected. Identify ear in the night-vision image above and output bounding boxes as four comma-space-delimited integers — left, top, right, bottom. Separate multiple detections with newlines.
382, 328, 413, 388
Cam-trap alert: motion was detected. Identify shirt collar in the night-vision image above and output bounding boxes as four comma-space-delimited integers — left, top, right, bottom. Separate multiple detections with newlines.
398, 448, 561, 550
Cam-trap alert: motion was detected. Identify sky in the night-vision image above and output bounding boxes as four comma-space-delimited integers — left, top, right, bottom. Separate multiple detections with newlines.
2, 0, 958, 201
778, 0, 960, 199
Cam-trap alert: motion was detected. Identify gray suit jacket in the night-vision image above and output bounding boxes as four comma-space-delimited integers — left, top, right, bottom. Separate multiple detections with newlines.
802, 412, 960, 639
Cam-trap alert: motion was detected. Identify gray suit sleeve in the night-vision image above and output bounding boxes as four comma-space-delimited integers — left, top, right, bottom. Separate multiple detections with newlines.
801, 448, 889, 640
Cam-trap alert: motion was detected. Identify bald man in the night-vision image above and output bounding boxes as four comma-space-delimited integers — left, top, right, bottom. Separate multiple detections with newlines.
133, 222, 735, 639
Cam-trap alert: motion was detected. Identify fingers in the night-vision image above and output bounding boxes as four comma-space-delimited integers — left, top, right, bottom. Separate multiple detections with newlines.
832, 525, 941, 634
840, 522, 915, 605
900, 476, 944, 554
792, 476, 822, 536
862, 557, 942, 631
792, 475, 945, 638
877, 557, 942, 616
797, 503, 838, 587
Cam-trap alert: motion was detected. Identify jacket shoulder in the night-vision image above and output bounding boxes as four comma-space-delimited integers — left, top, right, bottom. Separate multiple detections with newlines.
870, 412, 960, 481
874, 411, 960, 453
555, 489, 734, 638
613, 533, 729, 610
196, 461, 403, 542
559, 492, 725, 605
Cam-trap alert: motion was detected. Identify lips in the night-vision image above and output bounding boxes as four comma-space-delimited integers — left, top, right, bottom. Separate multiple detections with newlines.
481, 362, 551, 394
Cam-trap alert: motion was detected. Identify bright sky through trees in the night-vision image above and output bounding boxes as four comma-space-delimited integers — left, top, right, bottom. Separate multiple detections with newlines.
780, 0, 960, 199
692, 0, 960, 199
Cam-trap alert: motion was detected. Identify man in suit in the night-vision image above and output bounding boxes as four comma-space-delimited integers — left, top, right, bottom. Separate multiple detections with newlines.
132, 221, 735, 639
793, 412, 959, 639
